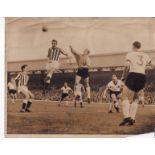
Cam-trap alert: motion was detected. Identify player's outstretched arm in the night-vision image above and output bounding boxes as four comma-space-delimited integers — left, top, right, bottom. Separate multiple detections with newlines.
14, 72, 21, 81
60, 48, 72, 64
69, 45, 79, 56
60, 48, 69, 57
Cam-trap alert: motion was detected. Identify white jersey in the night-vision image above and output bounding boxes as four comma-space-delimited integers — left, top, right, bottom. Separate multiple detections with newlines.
8, 82, 17, 90
126, 51, 151, 74
74, 84, 83, 96
107, 80, 124, 92
61, 86, 72, 94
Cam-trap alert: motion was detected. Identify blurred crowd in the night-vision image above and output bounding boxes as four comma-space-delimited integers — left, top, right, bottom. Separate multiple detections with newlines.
8, 84, 155, 105
7, 69, 155, 105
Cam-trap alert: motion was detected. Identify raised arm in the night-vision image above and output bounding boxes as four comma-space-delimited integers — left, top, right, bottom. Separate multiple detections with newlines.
59, 48, 72, 64
15, 72, 21, 81
69, 45, 80, 56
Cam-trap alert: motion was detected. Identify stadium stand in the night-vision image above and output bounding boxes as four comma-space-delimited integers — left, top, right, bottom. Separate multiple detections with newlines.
7, 51, 155, 104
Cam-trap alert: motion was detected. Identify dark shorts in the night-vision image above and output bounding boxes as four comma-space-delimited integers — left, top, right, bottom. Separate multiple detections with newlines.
75, 95, 81, 101
9, 89, 17, 95
76, 68, 89, 79
125, 72, 146, 92
61, 93, 69, 100
109, 90, 121, 99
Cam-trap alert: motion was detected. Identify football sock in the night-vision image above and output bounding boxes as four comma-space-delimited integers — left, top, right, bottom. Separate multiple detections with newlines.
22, 100, 27, 110
27, 101, 32, 109
130, 100, 138, 120
86, 86, 90, 99
65, 101, 68, 105
109, 102, 113, 111
122, 99, 130, 118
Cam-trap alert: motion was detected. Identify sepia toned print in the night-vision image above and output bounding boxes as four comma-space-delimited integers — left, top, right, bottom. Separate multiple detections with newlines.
6, 17, 155, 137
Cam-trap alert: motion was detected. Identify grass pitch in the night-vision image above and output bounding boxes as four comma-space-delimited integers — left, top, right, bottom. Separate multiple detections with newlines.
7, 100, 155, 136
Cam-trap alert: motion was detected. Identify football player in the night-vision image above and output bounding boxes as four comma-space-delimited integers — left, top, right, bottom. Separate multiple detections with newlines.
120, 41, 153, 126
58, 82, 73, 106
103, 75, 124, 113
70, 45, 91, 104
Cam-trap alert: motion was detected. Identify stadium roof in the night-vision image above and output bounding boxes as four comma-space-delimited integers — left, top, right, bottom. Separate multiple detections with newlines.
7, 50, 155, 72
6, 17, 155, 61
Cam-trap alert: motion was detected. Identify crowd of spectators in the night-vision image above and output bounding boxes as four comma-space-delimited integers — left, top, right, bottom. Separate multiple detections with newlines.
7, 70, 155, 105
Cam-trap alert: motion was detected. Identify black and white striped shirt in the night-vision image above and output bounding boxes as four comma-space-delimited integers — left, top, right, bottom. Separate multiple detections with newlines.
47, 47, 62, 61
15, 72, 29, 87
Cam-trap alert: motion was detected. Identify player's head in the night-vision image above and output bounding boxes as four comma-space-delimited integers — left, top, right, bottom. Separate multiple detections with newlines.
83, 48, 90, 55
10, 77, 15, 83
112, 74, 117, 81
132, 41, 141, 51
64, 82, 68, 87
51, 39, 58, 47
21, 64, 28, 72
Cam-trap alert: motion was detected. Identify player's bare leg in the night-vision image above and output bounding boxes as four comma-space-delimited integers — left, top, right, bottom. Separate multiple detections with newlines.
79, 95, 83, 108
75, 75, 81, 86
139, 96, 145, 108
84, 77, 91, 104
142, 100, 145, 108
111, 94, 119, 112
80, 102, 83, 108
10, 93, 15, 103
58, 96, 63, 107
74, 76, 81, 107
43, 69, 54, 94
14, 93, 17, 101
65, 96, 69, 106
74, 96, 78, 108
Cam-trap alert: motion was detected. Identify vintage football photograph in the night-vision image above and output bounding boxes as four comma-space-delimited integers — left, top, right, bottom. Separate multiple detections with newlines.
6, 17, 155, 137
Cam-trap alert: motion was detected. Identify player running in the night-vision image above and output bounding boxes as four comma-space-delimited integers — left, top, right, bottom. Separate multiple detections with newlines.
58, 82, 73, 106
119, 41, 153, 126
74, 83, 85, 108
8, 77, 17, 103
15, 64, 34, 112
103, 74, 124, 113
43, 39, 71, 94
69, 45, 91, 104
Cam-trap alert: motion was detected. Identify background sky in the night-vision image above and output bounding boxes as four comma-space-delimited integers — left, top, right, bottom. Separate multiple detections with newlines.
6, 17, 155, 61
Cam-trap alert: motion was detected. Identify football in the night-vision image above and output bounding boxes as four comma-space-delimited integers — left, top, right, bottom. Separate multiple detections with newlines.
42, 26, 48, 32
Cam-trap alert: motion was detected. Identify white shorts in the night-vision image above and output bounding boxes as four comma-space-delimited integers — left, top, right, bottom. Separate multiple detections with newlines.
18, 86, 29, 93
74, 93, 82, 102
74, 92, 82, 97
45, 61, 59, 71
18, 85, 34, 98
